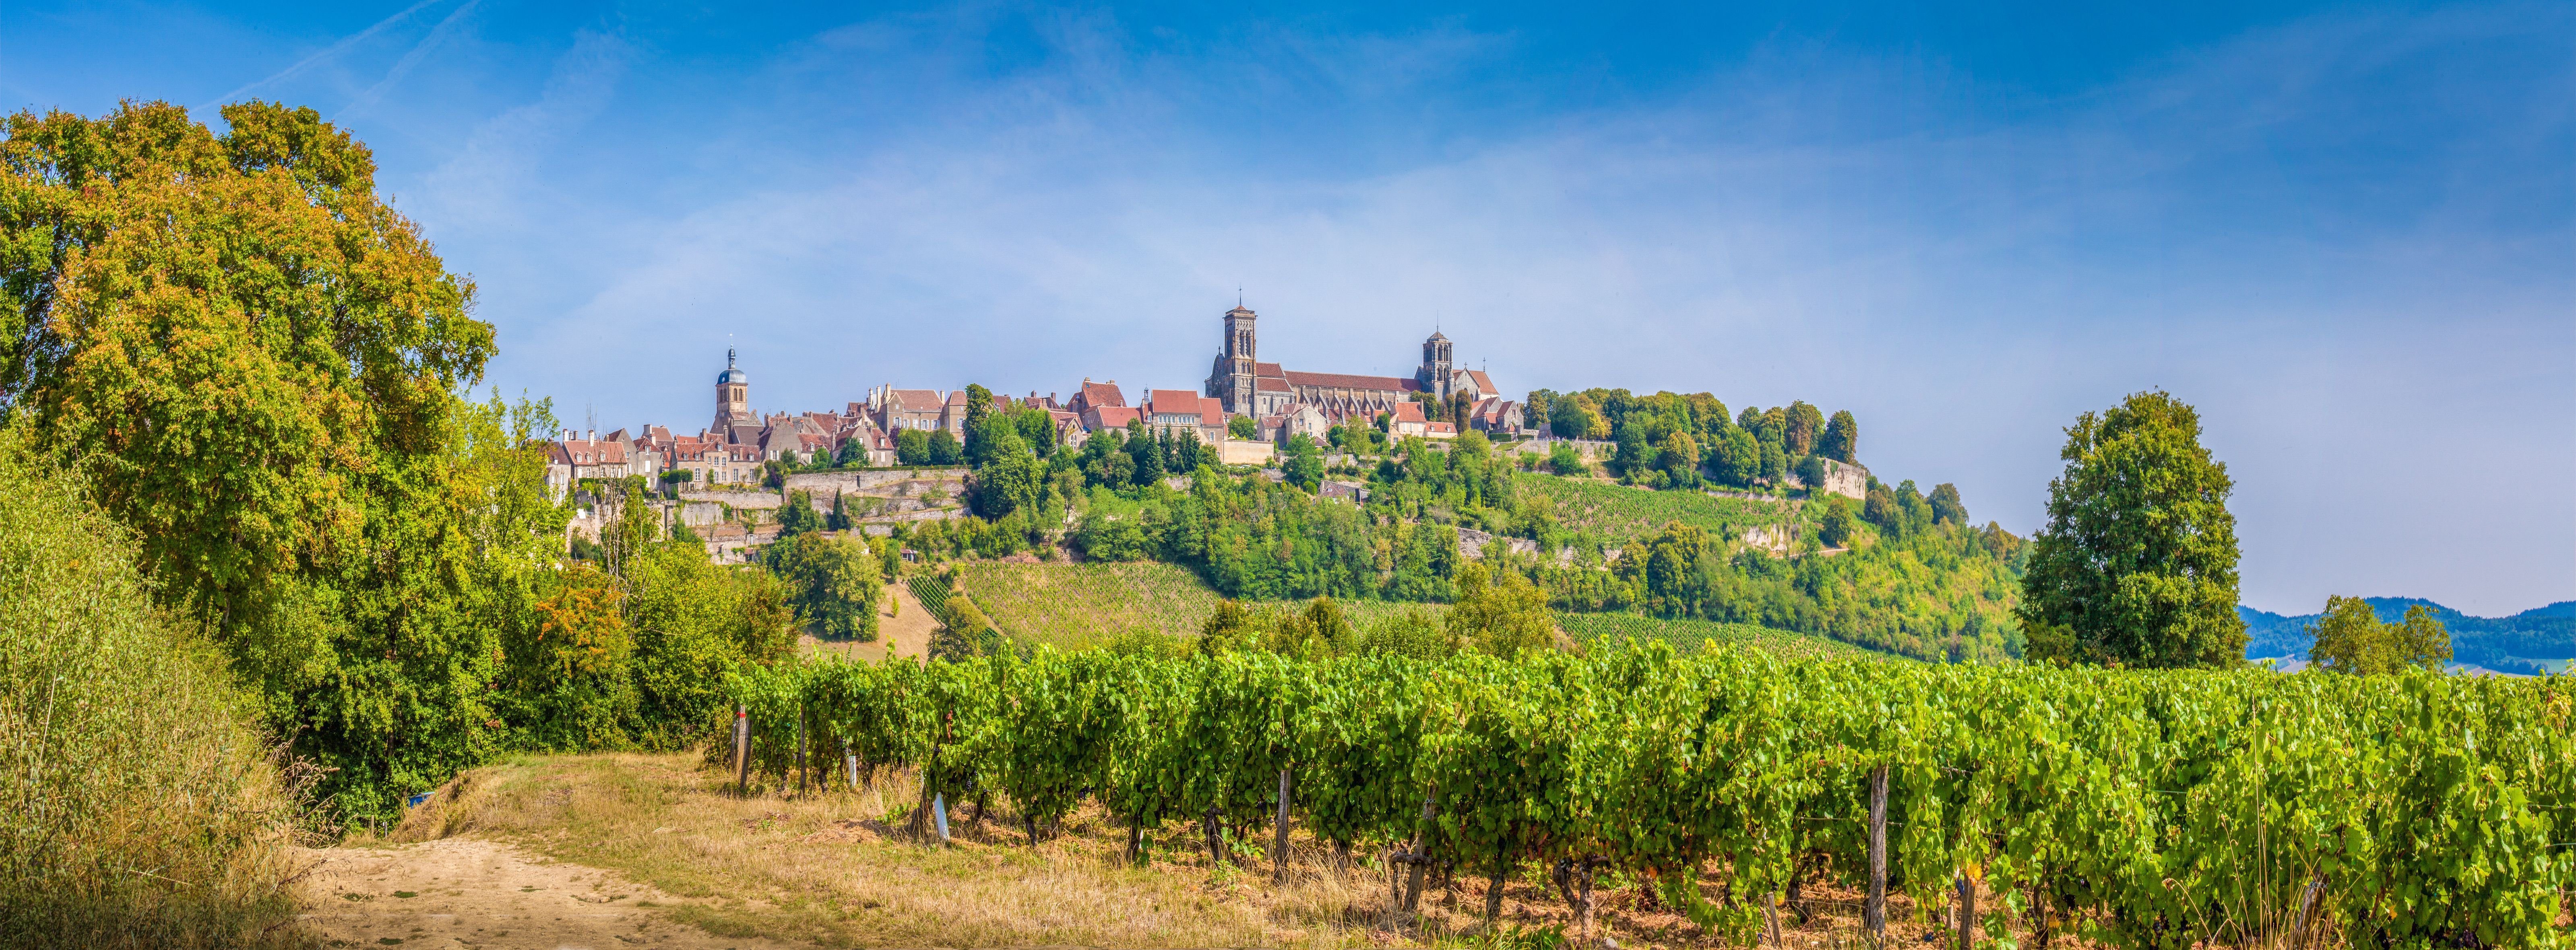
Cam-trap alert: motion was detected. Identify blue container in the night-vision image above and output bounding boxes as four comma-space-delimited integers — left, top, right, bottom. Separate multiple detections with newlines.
405, 793, 432, 808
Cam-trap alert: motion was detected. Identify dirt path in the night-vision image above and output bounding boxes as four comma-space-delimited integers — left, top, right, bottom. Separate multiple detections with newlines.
296, 838, 804, 949
801, 582, 937, 664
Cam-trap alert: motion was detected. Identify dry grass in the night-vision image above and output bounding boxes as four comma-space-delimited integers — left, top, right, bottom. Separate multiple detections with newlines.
371, 751, 1988, 950
0, 438, 314, 949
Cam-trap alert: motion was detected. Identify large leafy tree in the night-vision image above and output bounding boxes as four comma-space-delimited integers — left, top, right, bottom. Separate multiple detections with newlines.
2016, 390, 2245, 668
0, 101, 568, 819
2, 100, 494, 616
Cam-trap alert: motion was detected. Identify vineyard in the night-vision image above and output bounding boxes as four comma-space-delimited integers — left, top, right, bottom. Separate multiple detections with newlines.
1555, 613, 1884, 661
946, 561, 1872, 662
730, 644, 2574, 949
1514, 472, 1806, 545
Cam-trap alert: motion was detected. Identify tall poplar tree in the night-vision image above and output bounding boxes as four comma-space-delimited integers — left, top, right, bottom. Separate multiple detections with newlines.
2016, 390, 2245, 667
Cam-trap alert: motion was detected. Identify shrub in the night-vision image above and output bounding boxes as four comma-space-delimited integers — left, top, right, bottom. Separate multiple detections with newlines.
0, 438, 306, 946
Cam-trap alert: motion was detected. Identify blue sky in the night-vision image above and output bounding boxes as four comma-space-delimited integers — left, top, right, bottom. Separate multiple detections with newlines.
4, 0, 2569, 615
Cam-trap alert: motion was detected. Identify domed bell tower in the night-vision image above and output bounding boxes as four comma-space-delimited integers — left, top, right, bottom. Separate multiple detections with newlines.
713, 348, 750, 440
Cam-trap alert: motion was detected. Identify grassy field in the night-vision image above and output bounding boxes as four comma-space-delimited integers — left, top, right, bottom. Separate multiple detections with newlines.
358, 752, 1958, 949
1513, 471, 1805, 543
951, 561, 1867, 662
1559, 612, 1886, 661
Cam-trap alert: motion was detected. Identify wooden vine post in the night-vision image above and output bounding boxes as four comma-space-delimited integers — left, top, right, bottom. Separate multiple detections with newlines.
1399, 791, 1439, 912
795, 704, 808, 795
1766, 892, 1785, 948
733, 704, 750, 796
1273, 767, 1293, 884
1865, 764, 1888, 949
1202, 806, 1226, 868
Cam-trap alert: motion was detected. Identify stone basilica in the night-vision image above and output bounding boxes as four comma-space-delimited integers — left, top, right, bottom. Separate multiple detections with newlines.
1202, 306, 1497, 422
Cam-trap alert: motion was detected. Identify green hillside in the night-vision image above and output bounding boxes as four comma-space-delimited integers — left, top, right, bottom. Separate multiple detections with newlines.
950, 560, 1870, 662
1514, 472, 1804, 544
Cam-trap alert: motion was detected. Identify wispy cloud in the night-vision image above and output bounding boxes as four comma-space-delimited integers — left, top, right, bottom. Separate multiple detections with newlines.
430, 4, 2566, 614
337, 0, 480, 122
194, 0, 455, 112
421, 28, 630, 228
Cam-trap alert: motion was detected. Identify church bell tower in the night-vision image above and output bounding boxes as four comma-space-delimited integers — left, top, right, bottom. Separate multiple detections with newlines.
1419, 330, 1453, 399
713, 347, 750, 440
1220, 306, 1258, 415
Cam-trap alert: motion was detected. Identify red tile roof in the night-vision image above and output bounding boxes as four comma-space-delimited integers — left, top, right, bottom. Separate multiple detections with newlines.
1075, 380, 1126, 409
1285, 370, 1423, 393
1145, 389, 1203, 411
1084, 406, 1144, 430
1256, 378, 1290, 392
1465, 370, 1497, 395
1255, 362, 1284, 377
1389, 402, 1427, 424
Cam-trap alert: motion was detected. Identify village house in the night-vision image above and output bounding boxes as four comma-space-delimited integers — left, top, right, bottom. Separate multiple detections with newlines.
1142, 389, 1229, 444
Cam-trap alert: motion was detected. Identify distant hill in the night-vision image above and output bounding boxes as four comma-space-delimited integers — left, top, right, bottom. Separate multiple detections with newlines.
2241, 598, 2574, 675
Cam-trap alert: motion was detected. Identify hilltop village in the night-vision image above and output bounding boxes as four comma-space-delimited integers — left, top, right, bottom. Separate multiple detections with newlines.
551, 306, 1526, 488
549, 307, 1539, 557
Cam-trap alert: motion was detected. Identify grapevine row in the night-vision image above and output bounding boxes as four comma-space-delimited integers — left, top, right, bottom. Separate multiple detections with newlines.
729, 644, 2574, 949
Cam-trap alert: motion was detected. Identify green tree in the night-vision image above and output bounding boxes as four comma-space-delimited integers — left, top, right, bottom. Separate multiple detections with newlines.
1818, 494, 1859, 548
774, 490, 823, 539
1082, 429, 1134, 488
1124, 420, 1161, 482
1758, 441, 1787, 484
927, 428, 962, 465
2017, 390, 2245, 668
1793, 454, 1828, 491
2307, 597, 2450, 675
971, 448, 1044, 518
1708, 427, 1761, 486
0, 101, 591, 820
1658, 430, 1700, 487
1550, 397, 1595, 440
1784, 401, 1824, 456
1927, 483, 1967, 527
1228, 414, 1256, 440
835, 437, 867, 468
1284, 434, 1325, 490
962, 384, 994, 455
896, 428, 930, 465
1444, 562, 1553, 657
766, 533, 882, 641
1818, 410, 1858, 463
